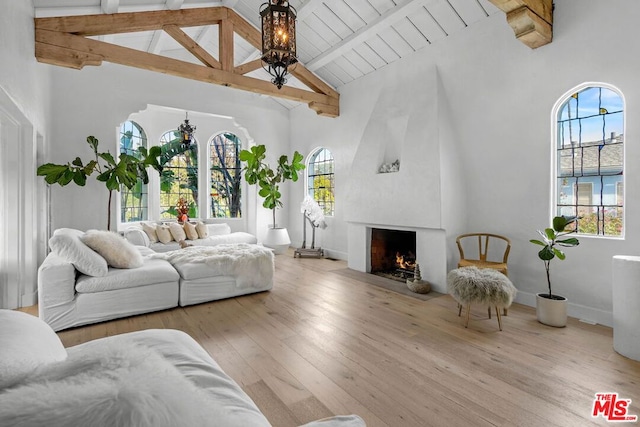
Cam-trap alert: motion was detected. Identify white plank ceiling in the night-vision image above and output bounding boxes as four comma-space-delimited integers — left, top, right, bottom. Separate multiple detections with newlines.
33, 0, 501, 109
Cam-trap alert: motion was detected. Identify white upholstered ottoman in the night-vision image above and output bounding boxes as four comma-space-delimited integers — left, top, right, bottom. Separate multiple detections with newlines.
447, 266, 517, 331
151, 244, 275, 306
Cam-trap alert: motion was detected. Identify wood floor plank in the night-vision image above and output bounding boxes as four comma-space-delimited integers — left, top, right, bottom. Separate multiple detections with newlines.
27, 250, 639, 426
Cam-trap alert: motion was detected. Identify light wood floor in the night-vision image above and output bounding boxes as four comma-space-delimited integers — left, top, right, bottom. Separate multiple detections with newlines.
20, 252, 640, 426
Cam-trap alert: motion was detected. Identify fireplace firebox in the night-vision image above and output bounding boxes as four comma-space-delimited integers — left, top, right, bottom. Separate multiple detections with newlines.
370, 228, 417, 282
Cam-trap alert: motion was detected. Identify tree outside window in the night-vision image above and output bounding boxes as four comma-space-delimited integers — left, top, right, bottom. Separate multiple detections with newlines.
307, 148, 335, 216
119, 121, 148, 222
210, 133, 242, 218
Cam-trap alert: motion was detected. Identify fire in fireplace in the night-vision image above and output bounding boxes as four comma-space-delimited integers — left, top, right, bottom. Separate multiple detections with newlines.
370, 228, 417, 282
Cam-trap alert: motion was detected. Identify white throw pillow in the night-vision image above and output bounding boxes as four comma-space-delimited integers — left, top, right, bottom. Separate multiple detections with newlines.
183, 222, 199, 240
156, 225, 173, 244
169, 222, 187, 242
141, 222, 159, 243
82, 230, 144, 269
0, 310, 67, 389
49, 228, 108, 277
195, 221, 209, 239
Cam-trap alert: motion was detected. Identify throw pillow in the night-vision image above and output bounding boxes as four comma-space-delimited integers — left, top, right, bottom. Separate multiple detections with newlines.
141, 222, 159, 243
0, 310, 67, 389
169, 222, 187, 242
48, 228, 108, 277
195, 221, 209, 239
156, 225, 173, 244
183, 222, 199, 240
81, 230, 144, 269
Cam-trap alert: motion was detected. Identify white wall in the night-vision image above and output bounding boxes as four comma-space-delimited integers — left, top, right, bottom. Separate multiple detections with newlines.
289, 0, 640, 326
47, 63, 291, 244
0, 1, 52, 308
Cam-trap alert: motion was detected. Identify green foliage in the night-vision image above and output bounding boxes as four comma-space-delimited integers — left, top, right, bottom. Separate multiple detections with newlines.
530, 215, 580, 297
240, 144, 305, 228
575, 211, 623, 236
37, 135, 163, 230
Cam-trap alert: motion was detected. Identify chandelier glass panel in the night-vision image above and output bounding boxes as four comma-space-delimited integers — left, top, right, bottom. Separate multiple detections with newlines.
260, 0, 297, 89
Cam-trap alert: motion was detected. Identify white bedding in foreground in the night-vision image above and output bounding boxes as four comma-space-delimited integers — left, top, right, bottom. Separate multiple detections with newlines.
151, 243, 274, 289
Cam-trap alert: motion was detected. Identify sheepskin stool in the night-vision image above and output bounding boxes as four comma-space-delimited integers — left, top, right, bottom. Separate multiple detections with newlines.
447, 266, 517, 331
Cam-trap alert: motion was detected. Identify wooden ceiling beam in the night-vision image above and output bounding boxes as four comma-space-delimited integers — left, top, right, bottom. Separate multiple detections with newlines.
34, 6, 339, 117
163, 24, 221, 69
35, 28, 338, 111
35, 7, 228, 36
489, 0, 553, 49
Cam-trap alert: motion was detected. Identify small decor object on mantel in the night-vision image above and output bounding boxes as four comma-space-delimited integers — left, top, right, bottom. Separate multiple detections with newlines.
406, 263, 431, 294
176, 197, 189, 223
379, 159, 400, 174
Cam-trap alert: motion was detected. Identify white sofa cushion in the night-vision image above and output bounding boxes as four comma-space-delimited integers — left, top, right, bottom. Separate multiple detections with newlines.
76, 258, 179, 293
0, 340, 237, 427
183, 221, 199, 240
123, 227, 150, 247
49, 228, 108, 277
0, 310, 67, 389
82, 230, 143, 269
207, 223, 231, 235
169, 222, 187, 242
196, 221, 209, 238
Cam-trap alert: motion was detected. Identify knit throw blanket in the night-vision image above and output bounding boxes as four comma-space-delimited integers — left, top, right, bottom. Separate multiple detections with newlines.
150, 243, 274, 289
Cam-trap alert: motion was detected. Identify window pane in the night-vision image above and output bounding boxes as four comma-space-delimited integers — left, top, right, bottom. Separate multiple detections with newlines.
159, 130, 198, 220
210, 133, 242, 218
119, 121, 148, 222
307, 148, 335, 216
556, 86, 624, 236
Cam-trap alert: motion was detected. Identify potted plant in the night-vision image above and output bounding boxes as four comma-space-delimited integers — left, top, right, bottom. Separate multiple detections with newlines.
239, 144, 305, 254
530, 215, 580, 327
37, 136, 163, 231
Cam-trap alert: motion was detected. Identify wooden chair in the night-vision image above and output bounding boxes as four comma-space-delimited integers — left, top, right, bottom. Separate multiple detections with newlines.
455, 233, 512, 316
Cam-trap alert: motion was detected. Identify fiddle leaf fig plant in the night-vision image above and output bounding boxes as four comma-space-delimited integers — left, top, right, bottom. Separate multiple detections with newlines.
530, 215, 580, 299
37, 135, 163, 230
239, 144, 305, 228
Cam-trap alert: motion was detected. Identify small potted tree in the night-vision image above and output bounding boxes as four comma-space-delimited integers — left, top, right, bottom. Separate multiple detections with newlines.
530, 215, 580, 327
239, 144, 305, 254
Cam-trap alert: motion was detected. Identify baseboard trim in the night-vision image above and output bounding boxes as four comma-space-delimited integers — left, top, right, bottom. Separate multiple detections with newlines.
515, 291, 612, 327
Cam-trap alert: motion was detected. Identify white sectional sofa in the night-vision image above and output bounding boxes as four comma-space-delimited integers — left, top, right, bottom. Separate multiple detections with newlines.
38, 227, 273, 331
0, 310, 366, 427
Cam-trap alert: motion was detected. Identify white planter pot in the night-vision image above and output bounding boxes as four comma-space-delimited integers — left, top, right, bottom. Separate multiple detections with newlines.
263, 227, 291, 255
536, 293, 567, 327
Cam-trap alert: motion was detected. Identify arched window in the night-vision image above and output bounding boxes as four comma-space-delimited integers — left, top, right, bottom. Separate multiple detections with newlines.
307, 147, 335, 216
209, 133, 242, 218
159, 130, 198, 219
119, 120, 148, 222
555, 84, 624, 236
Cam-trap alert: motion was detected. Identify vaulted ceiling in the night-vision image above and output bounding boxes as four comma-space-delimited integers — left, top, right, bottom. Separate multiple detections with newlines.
34, 0, 502, 111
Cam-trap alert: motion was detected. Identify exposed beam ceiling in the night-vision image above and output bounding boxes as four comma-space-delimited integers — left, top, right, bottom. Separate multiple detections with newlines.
34, 6, 339, 117
489, 0, 553, 49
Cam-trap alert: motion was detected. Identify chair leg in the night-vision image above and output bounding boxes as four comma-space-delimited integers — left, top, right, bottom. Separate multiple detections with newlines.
457, 303, 462, 317
503, 308, 508, 316
487, 307, 491, 319
464, 304, 471, 328
495, 306, 503, 331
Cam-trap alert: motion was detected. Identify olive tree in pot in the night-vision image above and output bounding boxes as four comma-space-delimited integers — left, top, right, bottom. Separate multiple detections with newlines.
239, 144, 305, 254
529, 215, 580, 327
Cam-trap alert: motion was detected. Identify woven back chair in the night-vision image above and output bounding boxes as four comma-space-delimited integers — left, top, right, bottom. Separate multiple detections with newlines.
455, 233, 511, 276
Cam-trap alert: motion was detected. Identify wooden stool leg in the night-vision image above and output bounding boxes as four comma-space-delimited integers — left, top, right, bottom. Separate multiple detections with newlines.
488, 307, 491, 319
503, 308, 508, 316
458, 303, 462, 317
495, 306, 503, 331
464, 304, 471, 328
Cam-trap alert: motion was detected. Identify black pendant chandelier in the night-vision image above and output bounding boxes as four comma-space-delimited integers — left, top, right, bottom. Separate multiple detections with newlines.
178, 112, 196, 147
260, 0, 297, 89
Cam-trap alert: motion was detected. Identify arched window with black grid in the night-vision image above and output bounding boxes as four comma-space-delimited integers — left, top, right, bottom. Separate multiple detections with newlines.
554, 84, 624, 237
119, 120, 148, 222
306, 147, 335, 216
159, 130, 199, 219
209, 132, 242, 218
